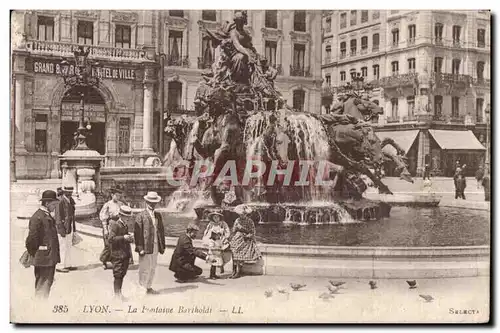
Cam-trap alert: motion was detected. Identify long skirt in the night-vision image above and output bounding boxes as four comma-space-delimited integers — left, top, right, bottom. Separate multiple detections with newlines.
138, 240, 158, 289
229, 232, 261, 263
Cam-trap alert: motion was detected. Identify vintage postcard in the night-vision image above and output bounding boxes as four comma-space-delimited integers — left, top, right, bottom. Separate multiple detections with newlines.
10, 9, 490, 323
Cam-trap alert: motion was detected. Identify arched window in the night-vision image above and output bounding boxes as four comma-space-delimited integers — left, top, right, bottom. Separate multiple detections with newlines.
293, 89, 306, 111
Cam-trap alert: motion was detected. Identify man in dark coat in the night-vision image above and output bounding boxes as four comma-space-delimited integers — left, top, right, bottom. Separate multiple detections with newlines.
169, 223, 209, 282
108, 206, 134, 301
55, 186, 76, 272
25, 190, 61, 299
134, 192, 166, 295
482, 173, 490, 202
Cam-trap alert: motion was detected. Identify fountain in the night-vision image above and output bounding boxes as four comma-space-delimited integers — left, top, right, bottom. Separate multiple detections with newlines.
100, 10, 411, 226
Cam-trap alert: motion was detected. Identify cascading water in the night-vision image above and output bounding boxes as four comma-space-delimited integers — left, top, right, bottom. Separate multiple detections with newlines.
164, 120, 214, 215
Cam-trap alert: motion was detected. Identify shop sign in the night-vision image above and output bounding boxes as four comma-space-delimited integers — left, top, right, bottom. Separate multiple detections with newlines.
31, 58, 136, 80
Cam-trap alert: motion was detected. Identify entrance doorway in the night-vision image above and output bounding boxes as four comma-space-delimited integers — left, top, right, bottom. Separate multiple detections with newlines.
60, 86, 106, 155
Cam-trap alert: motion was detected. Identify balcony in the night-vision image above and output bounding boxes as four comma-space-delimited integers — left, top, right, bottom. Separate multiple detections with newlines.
434, 37, 443, 46
379, 72, 418, 88
391, 42, 399, 49
289, 65, 311, 77
360, 48, 368, 55
452, 40, 462, 48
372, 45, 379, 52
478, 41, 486, 48
408, 38, 415, 45
476, 116, 485, 124
350, 50, 357, 56
166, 55, 190, 67
472, 77, 491, 88
197, 57, 213, 70
386, 117, 400, 124
403, 116, 417, 122
340, 52, 347, 59
433, 72, 472, 87
26, 40, 146, 62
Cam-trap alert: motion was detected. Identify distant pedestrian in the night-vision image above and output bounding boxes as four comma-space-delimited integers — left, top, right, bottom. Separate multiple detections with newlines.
108, 206, 134, 301
134, 192, 165, 295
482, 173, 490, 202
423, 154, 431, 180
25, 190, 60, 299
475, 167, 485, 189
99, 186, 125, 269
455, 173, 467, 200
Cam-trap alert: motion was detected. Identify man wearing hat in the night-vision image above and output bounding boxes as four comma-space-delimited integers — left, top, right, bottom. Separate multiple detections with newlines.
25, 190, 61, 299
54, 186, 76, 273
99, 185, 125, 269
169, 223, 209, 282
108, 205, 135, 301
134, 192, 166, 295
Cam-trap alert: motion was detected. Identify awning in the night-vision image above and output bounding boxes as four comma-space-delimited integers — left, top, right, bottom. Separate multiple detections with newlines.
376, 130, 420, 155
428, 129, 486, 151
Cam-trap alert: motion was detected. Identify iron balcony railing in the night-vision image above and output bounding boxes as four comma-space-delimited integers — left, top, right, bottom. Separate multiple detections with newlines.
289, 65, 311, 77
26, 39, 146, 61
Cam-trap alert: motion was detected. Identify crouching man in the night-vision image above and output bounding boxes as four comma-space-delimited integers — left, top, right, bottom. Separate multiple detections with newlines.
108, 206, 134, 301
169, 223, 210, 282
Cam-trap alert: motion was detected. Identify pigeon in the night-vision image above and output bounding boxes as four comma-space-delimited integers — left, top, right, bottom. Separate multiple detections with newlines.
290, 283, 306, 291
419, 294, 434, 303
369, 281, 377, 289
329, 280, 346, 287
406, 280, 417, 289
264, 290, 273, 298
328, 285, 341, 294
319, 292, 334, 301
277, 287, 289, 294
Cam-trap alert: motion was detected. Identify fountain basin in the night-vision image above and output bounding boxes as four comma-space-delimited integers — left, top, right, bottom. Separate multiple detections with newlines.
364, 192, 441, 207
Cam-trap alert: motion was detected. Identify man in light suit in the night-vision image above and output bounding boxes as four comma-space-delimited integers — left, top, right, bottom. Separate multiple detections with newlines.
25, 190, 61, 299
134, 192, 166, 295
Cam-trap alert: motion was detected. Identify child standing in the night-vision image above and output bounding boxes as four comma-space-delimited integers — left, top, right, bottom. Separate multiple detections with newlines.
203, 212, 231, 277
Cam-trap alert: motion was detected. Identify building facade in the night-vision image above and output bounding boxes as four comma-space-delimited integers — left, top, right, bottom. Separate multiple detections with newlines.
11, 10, 323, 179
321, 10, 490, 176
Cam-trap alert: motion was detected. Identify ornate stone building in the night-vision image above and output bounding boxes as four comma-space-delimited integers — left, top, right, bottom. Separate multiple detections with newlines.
321, 10, 490, 176
11, 10, 323, 179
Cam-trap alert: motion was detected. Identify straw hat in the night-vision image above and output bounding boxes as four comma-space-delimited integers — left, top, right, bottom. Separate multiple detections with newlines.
119, 205, 133, 217
208, 211, 224, 221
233, 205, 253, 215
143, 191, 161, 203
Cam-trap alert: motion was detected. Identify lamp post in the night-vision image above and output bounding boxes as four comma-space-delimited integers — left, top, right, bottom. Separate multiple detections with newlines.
59, 46, 100, 151
484, 103, 490, 174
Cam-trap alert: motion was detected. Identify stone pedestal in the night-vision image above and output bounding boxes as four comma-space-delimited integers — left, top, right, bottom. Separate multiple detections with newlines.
59, 149, 104, 219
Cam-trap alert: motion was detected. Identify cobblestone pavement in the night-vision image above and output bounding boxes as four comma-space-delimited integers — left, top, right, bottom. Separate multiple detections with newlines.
10, 217, 489, 324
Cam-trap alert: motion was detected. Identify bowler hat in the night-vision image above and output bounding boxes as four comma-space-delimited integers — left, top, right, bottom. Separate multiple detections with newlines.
186, 223, 200, 232
143, 191, 161, 203
119, 205, 133, 217
40, 190, 58, 202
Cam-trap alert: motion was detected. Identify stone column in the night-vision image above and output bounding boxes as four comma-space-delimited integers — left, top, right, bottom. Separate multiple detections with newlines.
14, 75, 28, 153
142, 82, 154, 154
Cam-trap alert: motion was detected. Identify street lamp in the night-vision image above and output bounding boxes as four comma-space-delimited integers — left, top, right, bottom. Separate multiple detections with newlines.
484, 103, 490, 174
59, 46, 100, 151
